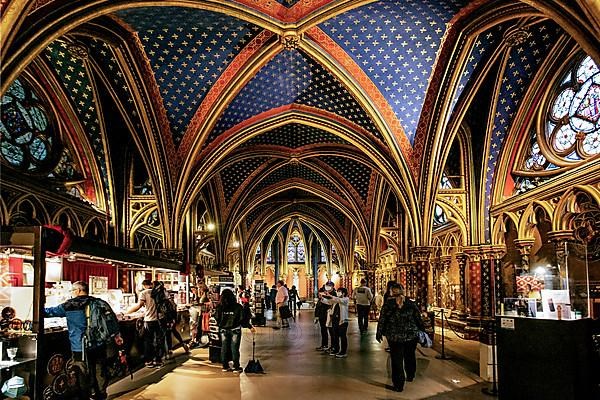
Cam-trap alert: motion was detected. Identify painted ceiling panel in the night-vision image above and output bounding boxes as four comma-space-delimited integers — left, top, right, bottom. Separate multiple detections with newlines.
319, 0, 467, 144
448, 24, 507, 122
208, 48, 381, 148
115, 7, 262, 146
44, 39, 111, 208
242, 123, 349, 148
321, 202, 346, 227
248, 163, 343, 199
220, 156, 269, 203
245, 201, 273, 229
483, 20, 563, 239
319, 155, 372, 201
87, 39, 142, 131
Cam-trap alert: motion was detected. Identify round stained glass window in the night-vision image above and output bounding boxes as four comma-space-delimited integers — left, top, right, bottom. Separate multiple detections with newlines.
1, 78, 60, 172
547, 55, 600, 160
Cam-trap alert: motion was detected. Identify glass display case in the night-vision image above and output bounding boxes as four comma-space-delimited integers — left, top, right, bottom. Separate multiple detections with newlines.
0, 227, 43, 399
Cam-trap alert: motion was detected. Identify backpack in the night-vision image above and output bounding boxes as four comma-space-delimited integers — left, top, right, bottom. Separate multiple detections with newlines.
151, 286, 177, 322
84, 297, 120, 349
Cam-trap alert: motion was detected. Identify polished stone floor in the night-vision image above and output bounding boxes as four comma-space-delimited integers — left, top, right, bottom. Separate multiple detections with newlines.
111, 310, 490, 400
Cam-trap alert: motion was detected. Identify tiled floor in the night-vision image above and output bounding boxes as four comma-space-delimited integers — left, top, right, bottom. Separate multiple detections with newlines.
111, 310, 490, 399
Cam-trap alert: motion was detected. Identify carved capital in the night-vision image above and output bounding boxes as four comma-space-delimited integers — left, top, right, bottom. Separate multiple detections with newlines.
410, 246, 431, 262
440, 256, 452, 271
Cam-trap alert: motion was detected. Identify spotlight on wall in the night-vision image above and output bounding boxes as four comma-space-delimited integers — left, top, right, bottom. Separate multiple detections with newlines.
233, 240, 240, 248
207, 222, 215, 232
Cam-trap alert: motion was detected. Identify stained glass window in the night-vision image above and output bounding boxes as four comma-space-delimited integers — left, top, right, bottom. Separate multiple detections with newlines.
440, 172, 453, 189
516, 54, 599, 195
433, 204, 448, 228
547, 55, 600, 159
1, 79, 61, 172
287, 232, 305, 263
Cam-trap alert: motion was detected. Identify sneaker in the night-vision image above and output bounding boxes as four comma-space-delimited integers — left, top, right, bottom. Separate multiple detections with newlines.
335, 353, 347, 358
222, 368, 232, 372
183, 344, 190, 353
315, 346, 328, 351
153, 361, 164, 368
144, 362, 154, 368
232, 367, 244, 373
329, 350, 339, 356
406, 376, 414, 382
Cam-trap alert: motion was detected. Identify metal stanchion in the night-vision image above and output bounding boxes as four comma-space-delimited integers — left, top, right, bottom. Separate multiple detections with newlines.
482, 319, 499, 396
435, 308, 451, 360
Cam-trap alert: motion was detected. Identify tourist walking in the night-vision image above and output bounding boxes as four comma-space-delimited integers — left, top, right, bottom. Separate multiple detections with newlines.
376, 282, 424, 392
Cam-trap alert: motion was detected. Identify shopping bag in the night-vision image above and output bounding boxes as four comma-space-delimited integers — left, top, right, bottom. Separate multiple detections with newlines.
417, 330, 432, 348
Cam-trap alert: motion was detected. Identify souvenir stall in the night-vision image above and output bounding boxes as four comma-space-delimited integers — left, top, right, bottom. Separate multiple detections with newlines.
496, 240, 600, 399
0, 226, 190, 399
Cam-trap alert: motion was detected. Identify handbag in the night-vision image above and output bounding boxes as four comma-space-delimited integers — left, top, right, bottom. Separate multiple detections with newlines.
417, 330, 432, 348
279, 305, 292, 319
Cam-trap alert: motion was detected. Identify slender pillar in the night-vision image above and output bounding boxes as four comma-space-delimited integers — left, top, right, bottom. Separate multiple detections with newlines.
490, 246, 506, 316
514, 239, 534, 274
464, 248, 482, 316
548, 231, 573, 291
440, 256, 452, 309
411, 247, 431, 310
456, 253, 467, 313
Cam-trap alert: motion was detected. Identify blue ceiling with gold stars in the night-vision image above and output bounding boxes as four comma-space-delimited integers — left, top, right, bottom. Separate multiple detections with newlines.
116, 7, 262, 146
44, 39, 111, 208
207, 48, 382, 148
483, 20, 563, 239
220, 157, 270, 203
319, 155, 372, 201
319, 0, 467, 143
241, 123, 349, 148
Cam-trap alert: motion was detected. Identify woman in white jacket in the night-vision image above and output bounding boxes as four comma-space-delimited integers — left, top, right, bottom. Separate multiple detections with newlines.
322, 287, 350, 358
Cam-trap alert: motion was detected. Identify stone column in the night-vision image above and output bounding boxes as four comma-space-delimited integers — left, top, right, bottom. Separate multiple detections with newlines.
411, 247, 431, 310
548, 231, 573, 291
440, 255, 452, 309
456, 253, 468, 314
514, 239, 534, 274
432, 258, 441, 307
490, 246, 506, 316
464, 247, 482, 316
397, 262, 408, 289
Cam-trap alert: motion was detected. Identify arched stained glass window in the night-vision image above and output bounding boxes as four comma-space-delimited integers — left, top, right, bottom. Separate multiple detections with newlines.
287, 232, 305, 263
1, 79, 61, 172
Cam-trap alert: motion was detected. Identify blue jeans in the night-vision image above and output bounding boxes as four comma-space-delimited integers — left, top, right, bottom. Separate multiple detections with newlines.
220, 328, 241, 369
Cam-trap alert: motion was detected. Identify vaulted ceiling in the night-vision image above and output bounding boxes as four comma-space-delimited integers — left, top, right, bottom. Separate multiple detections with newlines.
2, 0, 599, 267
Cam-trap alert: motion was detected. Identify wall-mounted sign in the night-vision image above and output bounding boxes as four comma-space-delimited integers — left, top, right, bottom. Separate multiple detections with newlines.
500, 317, 515, 330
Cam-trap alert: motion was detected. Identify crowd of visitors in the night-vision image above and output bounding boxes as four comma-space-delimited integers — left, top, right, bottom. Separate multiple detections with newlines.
46, 274, 426, 396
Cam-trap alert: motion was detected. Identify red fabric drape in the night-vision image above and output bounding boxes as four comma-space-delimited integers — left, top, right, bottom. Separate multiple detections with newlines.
62, 260, 117, 289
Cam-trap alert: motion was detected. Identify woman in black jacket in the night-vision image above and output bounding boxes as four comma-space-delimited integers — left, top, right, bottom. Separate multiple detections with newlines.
376, 282, 424, 392
215, 289, 255, 372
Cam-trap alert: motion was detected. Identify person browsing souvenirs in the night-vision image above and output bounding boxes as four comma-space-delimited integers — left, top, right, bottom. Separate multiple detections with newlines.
376, 282, 424, 393
44, 281, 117, 400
